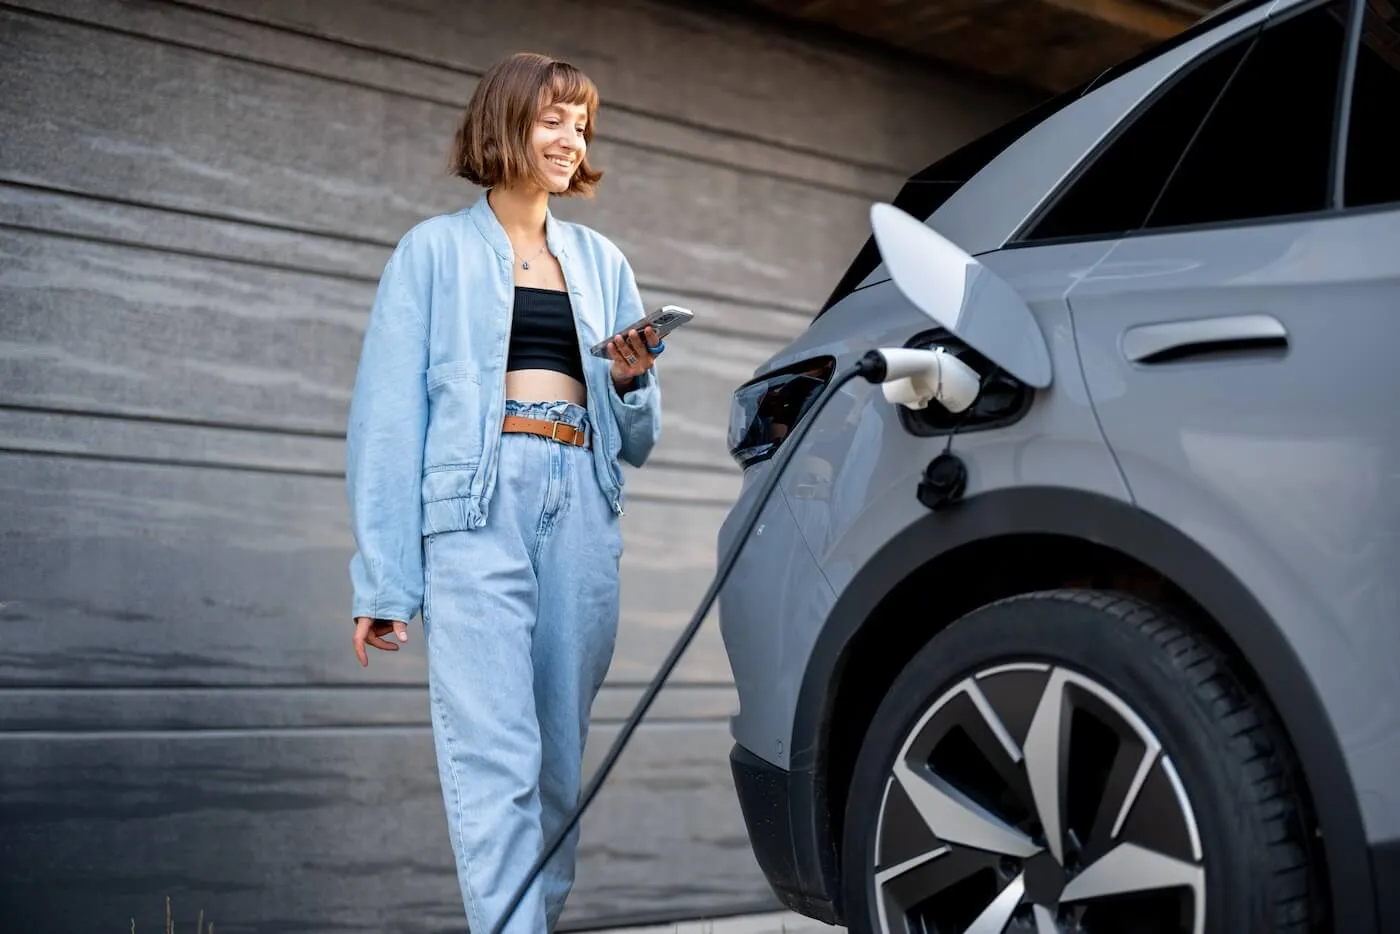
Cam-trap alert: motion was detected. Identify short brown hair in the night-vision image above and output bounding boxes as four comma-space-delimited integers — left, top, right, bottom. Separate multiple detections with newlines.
448, 52, 603, 197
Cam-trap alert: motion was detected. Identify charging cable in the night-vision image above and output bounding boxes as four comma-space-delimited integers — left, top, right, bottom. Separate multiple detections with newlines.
487, 346, 977, 934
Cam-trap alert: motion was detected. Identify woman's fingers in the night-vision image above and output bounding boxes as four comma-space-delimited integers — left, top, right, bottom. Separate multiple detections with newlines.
608, 328, 660, 381
616, 333, 639, 366
353, 617, 371, 667
353, 617, 407, 667
365, 631, 399, 652
627, 329, 651, 361
609, 334, 638, 374
625, 329, 657, 368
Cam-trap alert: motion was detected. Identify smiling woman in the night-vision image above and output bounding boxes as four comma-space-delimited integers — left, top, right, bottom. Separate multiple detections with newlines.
344, 50, 664, 934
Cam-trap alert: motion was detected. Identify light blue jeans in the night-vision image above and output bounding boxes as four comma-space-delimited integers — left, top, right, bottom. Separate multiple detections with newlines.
422, 400, 622, 933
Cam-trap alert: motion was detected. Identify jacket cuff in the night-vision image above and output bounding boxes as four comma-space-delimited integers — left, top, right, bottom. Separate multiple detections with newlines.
351, 599, 418, 623
613, 369, 655, 408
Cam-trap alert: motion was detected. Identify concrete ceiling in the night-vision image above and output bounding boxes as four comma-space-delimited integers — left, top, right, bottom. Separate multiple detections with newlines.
742, 0, 1234, 93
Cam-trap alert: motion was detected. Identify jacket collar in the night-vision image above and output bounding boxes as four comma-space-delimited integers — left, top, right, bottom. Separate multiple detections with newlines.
466, 189, 569, 262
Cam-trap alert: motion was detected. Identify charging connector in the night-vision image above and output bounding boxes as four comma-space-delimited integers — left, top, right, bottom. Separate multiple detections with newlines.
860, 346, 982, 412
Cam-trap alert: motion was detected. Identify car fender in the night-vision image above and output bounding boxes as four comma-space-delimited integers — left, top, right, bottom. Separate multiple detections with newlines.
793, 484, 1374, 932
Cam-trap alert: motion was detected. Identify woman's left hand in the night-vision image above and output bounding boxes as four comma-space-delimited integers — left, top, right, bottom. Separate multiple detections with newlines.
607, 324, 662, 392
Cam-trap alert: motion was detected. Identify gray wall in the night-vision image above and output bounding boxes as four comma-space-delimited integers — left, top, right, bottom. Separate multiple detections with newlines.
0, 0, 1033, 930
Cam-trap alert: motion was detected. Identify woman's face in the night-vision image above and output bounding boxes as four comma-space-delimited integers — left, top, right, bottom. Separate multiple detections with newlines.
532, 100, 589, 193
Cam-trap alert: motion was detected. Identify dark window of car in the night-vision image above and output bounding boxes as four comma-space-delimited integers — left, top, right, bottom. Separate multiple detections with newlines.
1341, 0, 1400, 207
1021, 35, 1252, 242
1021, 0, 1351, 243
1143, 0, 1351, 229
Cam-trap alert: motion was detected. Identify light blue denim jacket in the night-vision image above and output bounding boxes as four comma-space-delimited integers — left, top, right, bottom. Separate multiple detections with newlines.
345, 192, 662, 623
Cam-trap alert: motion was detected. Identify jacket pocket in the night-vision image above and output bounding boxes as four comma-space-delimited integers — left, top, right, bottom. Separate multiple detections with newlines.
422, 361, 485, 498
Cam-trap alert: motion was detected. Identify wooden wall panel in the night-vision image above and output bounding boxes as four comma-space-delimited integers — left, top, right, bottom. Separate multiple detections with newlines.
0, 683, 738, 733
0, 408, 742, 505
0, 222, 774, 468
0, 454, 734, 689
0, 181, 813, 341
179, 0, 1029, 173
0, 722, 764, 933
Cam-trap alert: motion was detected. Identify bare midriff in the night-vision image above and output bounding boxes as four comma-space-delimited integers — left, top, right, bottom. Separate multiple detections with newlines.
505, 368, 586, 405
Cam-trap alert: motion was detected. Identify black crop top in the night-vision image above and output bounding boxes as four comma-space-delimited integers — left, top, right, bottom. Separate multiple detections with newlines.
507, 287, 585, 383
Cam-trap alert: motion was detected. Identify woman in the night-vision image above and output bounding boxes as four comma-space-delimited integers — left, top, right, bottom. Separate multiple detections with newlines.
344, 51, 663, 933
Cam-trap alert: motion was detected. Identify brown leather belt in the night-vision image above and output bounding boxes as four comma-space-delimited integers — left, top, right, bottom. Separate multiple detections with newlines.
502, 415, 590, 448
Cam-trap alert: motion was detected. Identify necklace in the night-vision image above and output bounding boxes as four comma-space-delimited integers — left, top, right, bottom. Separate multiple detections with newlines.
515, 241, 549, 270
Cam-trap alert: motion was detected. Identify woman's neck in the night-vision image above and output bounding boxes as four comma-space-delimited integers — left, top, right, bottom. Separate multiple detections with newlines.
487, 185, 549, 244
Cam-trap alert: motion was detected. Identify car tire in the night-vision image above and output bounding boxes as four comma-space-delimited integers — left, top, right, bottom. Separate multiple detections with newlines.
840, 589, 1324, 934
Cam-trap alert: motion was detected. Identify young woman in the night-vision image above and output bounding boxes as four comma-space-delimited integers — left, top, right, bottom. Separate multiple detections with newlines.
344, 51, 664, 933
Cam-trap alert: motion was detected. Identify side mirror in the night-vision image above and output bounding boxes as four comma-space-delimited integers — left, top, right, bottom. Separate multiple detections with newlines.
869, 203, 1052, 389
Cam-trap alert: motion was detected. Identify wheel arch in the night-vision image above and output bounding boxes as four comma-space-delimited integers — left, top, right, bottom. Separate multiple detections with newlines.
792, 485, 1371, 932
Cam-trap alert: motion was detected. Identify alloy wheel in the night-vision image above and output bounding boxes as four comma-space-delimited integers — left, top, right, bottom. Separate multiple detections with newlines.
871, 662, 1205, 934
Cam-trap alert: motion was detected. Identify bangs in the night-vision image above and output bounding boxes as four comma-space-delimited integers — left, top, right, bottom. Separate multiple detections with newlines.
544, 63, 598, 114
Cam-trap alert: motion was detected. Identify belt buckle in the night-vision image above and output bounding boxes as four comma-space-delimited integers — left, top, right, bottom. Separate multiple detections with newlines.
551, 420, 563, 442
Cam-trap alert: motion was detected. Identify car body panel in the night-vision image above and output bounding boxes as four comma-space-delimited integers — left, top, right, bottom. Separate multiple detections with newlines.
1067, 206, 1400, 850
720, 239, 1129, 773
718, 477, 837, 768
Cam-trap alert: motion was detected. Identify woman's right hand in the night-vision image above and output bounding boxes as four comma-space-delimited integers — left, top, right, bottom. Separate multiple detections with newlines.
353, 616, 409, 667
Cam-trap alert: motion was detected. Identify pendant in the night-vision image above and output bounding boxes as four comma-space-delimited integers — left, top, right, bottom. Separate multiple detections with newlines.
521, 260, 530, 270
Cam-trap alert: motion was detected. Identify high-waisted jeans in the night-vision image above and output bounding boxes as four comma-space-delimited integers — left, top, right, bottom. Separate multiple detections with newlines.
422, 400, 622, 933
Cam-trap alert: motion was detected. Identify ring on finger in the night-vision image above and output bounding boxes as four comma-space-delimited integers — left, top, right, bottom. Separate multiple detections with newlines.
647, 340, 666, 354
625, 353, 637, 365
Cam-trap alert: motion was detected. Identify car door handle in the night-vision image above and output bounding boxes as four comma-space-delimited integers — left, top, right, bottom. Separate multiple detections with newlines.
1122, 314, 1288, 364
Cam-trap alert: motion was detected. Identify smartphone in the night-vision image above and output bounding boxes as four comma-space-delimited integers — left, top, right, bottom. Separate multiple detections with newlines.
589, 304, 694, 358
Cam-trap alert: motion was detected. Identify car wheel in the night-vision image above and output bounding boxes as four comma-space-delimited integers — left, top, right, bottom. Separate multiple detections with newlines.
840, 589, 1323, 934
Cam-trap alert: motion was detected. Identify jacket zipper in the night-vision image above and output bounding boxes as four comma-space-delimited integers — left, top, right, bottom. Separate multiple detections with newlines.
488, 252, 514, 521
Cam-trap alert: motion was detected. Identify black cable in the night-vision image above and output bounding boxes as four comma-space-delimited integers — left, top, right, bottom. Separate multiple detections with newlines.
486, 355, 880, 934
942, 362, 997, 454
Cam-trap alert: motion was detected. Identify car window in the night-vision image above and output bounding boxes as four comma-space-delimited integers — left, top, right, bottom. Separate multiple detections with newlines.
1020, 36, 1251, 242
1342, 0, 1400, 208
1020, 0, 1351, 243
1143, 0, 1350, 229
